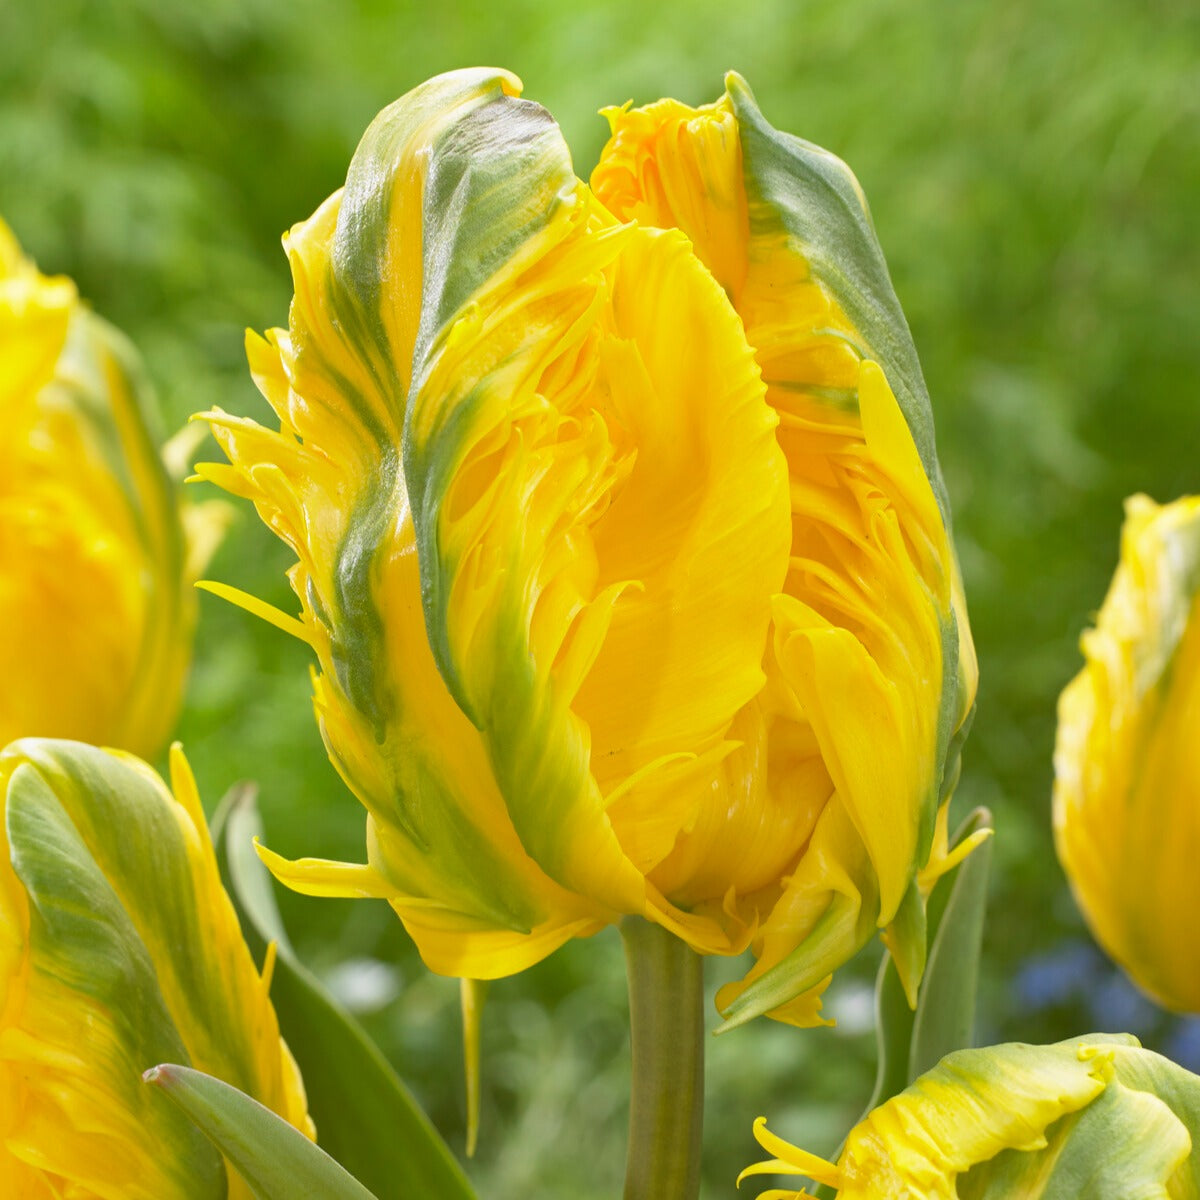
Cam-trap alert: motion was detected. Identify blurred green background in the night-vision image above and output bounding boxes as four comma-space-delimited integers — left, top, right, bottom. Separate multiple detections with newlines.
4, 0, 1199, 1194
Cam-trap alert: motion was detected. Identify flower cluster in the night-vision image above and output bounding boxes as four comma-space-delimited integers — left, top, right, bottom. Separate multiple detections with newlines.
3, 63, 1199, 1200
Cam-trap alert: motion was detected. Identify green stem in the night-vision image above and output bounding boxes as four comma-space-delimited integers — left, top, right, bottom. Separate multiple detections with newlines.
620, 916, 704, 1200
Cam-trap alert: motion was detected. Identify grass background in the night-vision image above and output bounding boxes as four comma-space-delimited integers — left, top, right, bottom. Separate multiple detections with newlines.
4, 0, 1199, 1194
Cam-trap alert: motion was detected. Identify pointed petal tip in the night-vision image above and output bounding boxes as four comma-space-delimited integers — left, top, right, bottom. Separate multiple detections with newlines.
724, 69, 753, 98
713, 1005, 755, 1036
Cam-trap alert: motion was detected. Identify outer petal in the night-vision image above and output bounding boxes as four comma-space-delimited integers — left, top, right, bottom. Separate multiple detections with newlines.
0, 741, 311, 1198
1053, 494, 1200, 1012
203, 71, 624, 977
593, 74, 975, 1021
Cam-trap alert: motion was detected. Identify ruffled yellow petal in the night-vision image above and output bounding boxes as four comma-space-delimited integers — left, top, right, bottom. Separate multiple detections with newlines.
593, 78, 975, 1023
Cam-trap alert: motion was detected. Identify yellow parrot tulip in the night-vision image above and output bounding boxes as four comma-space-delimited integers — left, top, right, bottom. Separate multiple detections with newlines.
1054, 493, 1200, 1012
199, 68, 976, 1026
0, 221, 225, 756
0, 739, 313, 1198
740, 1034, 1200, 1199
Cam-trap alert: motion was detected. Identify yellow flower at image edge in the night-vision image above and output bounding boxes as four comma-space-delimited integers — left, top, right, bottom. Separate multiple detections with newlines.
740, 1035, 1200, 1198
1054, 494, 1200, 1012
200, 67, 978, 1026
0, 222, 226, 756
0, 739, 312, 1198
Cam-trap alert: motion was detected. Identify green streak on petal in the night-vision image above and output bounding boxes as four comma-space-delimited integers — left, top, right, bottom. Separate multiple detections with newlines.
336, 67, 523, 360
413, 94, 575, 373
400, 89, 578, 715
725, 70, 947, 526
726, 73, 971, 899
6, 762, 224, 1198
331, 456, 401, 742
716, 891, 876, 1032
5, 740, 278, 1107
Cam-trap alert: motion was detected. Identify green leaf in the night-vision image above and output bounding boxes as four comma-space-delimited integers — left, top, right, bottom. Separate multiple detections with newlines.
864, 950, 917, 1116
144, 1064, 378, 1200
221, 791, 478, 1200
856, 806, 994, 1133
908, 807, 994, 1081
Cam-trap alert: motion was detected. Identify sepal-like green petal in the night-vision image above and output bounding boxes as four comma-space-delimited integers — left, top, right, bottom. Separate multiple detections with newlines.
723, 71, 947, 523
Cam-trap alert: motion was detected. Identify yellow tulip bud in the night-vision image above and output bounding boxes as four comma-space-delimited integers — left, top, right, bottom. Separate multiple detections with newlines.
740, 1035, 1200, 1198
200, 69, 975, 1025
1054, 493, 1200, 1012
0, 740, 312, 1197
0, 221, 226, 756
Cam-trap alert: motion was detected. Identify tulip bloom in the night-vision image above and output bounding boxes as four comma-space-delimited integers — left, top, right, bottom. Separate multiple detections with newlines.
1054, 494, 1200, 1012
201, 68, 975, 1025
740, 1034, 1200, 1198
0, 222, 225, 756
0, 739, 313, 1198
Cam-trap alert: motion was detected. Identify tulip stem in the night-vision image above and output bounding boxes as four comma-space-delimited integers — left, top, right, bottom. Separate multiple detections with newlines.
620, 916, 704, 1200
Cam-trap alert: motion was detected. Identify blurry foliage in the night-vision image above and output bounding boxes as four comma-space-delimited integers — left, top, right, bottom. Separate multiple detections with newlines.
2, 0, 1199, 1195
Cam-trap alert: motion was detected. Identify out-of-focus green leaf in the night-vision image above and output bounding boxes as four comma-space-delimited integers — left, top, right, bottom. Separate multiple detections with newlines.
854, 805, 994, 1142
810, 952, 915, 1200
909, 807, 994, 1081
144, 1063, 378, 1200
808, 807, 992, 1200
864, 951, 916, 1116
221, 791, 477, 1200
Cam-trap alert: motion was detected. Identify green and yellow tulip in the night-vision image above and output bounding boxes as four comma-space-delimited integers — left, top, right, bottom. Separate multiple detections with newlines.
1054, 494, 1200, 1012
0, 739, 313, 1198
200, 68, 976, 1025
741, 1035, 1200, 1199
0, 222, 225, 756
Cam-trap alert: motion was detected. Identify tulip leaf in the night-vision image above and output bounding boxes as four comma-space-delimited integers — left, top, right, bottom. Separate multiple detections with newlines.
857, 806, 994, 1128
864, 950, 917, 1117
908, 807, 994, 1082
144, 1064, 378, 1200
221, 791, 478, 1200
